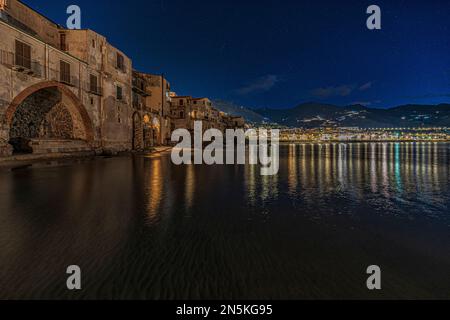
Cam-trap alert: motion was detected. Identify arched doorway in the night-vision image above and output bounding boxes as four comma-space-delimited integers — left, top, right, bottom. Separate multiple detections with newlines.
5, 81, 94, 154
143, 114, 153, 150
151, 117, 161, 146
132, 112, 143, 151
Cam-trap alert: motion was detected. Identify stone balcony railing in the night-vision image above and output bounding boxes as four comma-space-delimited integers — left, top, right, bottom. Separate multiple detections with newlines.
0, 51, 101, 94
48, 68, 79, 87
0, 49, 43, 78
132, 80, 151, 97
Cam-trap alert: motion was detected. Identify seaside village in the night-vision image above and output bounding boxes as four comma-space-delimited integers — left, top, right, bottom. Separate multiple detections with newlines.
0, 0, 245, 157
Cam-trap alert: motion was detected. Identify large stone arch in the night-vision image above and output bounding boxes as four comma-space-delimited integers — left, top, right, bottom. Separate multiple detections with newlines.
4, 81, 95, 143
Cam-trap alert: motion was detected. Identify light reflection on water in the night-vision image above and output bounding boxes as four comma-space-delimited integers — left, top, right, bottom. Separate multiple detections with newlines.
0, 142, 450, 299
270, 142, 449, 219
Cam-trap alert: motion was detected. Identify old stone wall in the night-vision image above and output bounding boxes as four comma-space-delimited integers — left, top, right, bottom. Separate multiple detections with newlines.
0, 1, 179, 157
0, 12, 134, 156
9, 87, 61, 139
0, 0, 61, 47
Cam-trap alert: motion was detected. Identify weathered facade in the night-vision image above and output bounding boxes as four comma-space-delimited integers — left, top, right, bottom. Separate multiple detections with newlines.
0, 0, 133, 156
222, 114, 246, 130
0, 0, 244, 157
170, 96, 244, 133
140, 73, 172, 146
170, 96, 193, 132
132, 71, 171, 150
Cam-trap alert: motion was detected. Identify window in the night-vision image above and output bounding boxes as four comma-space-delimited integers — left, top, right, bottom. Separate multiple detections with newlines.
15, 40, 31, 69
116, 53, 125, 71
117, 106, 121, 123
60, 33, 67, 51
180, 100, 184, 106
92, 39, 96, 48
90, 97, 94, 105
60, 60, 71, 84
116, 85, 123, 100
180, 111, 184, 119
90, 74, 98, 93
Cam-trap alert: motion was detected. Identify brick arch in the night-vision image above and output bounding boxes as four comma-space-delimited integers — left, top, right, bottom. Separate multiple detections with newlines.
4, 81, 95, 142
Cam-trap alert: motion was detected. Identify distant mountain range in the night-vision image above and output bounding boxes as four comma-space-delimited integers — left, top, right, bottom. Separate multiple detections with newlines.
212, 100, 269, 124
213, 100, 450, 128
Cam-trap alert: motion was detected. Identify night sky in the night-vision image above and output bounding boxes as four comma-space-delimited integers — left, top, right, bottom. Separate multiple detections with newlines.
22, 0, 450, 109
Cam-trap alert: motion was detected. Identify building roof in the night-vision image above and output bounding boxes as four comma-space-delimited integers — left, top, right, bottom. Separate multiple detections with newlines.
15, 0, 62, 29
172, 96, 192, 99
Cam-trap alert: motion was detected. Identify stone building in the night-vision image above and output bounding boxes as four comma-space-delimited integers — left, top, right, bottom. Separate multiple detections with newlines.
132, 71, 172, 150
0, 0, 133, 156
191, 98, 218, 131
170, 95, 192, 132
170, 96, 243, 133
222, 115, 246, 130
131, 71, 149, 151
141, 73, 172, 146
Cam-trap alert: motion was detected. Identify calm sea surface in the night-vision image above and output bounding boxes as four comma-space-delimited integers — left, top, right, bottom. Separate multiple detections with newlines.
1, 143, 450, 299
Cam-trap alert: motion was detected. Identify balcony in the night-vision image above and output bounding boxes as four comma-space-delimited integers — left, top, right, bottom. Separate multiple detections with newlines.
132, 79, 151, 97
49, 68, 79, 87
0, 50, 43, 78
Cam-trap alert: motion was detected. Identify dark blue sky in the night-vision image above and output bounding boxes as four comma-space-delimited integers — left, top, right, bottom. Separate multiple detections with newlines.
23, 0, 450, 109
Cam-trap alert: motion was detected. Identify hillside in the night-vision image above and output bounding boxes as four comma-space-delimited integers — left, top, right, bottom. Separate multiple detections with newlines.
212, 100, 268, 124
255, 103, 450, 128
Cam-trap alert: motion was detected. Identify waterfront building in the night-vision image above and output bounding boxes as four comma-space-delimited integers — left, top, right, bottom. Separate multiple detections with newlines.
222, 115, 246, 130
170, 96, 193, 132
132, 71, 172, 149
170, 96, 244, 133
278, 127, 450, 142
191, 98, 217, 131
0, 0, 246, 157
144, 73, 172, 146
0, 0, 133, 156
131, 71, 150, 151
